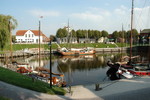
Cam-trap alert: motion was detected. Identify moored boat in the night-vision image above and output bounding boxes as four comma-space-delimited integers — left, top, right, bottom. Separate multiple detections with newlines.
58, 47, 96, 56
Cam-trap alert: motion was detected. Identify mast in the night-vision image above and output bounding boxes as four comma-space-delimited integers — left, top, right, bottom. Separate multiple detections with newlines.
130, 0, 134, 63
67, 19, 70, 48
121, 24, 124, 57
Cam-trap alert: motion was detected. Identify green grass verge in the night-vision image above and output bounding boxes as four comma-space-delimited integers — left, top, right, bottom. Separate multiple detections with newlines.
0, 43, 130, 54
0, 67, 66, 95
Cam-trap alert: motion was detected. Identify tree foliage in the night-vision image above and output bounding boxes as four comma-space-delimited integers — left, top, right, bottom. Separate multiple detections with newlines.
0, 14, 17, 50
101, 30, 108, 37
56, 28, 68, 38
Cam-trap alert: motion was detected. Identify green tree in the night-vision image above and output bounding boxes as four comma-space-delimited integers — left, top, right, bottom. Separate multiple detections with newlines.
56, 28, 68, 38
126, 29, 139, 44
12, 35, 16, 43
49, 35, 56, 42
0, 14, 17, 50
76, 29, 85, 38
132, 29, 139, 44
112, 31, 119, 42
94, 30, 101, 42
71, 29, 76, 37
101, 30, 108, 37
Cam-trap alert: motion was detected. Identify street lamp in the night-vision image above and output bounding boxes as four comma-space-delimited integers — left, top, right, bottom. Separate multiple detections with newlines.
48, 40, 52, 88
38, 16, 43, 68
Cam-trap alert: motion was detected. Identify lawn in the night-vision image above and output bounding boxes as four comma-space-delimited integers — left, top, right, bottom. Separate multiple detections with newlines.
0, 43, 129, 54
0, 67, 66, 95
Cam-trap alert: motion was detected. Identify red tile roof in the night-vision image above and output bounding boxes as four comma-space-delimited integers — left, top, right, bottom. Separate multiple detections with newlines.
16, 30, 44, 36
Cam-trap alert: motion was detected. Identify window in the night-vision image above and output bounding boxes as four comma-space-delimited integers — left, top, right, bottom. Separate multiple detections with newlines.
25, 34, 27, 37
29, 34, 30, 37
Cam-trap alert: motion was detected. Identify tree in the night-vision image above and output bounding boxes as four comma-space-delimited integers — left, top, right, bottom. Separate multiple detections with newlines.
0, 14, 17, 50
101, 30, 108, 37
71, 29, 76, 37
12, 35, 16, 43
94, 30, 101, 42
126, 29, 139, 44
49, 35, 56, 42
112, 31, 119, 42
56, 28, 68, 38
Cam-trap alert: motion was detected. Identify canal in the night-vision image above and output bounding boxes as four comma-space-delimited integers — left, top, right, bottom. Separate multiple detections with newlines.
0, 47, 150, 86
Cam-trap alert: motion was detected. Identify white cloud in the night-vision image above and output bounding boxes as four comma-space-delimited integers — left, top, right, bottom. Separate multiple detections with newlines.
114, 5, 129, 16
70, 7, 111, 22
70, 12, 103, 22
29, 9, 60, 17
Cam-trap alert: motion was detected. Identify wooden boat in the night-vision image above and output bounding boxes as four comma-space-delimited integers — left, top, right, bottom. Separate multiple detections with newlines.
58, 47, 96, 56
33, 67, 66, 87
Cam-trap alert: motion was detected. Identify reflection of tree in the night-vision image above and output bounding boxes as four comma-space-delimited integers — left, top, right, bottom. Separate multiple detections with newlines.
57, 53, 129, 73
57, 54, 123, 73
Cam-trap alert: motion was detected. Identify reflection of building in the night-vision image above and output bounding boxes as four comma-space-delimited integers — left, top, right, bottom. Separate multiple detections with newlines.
16, 30, 49, 44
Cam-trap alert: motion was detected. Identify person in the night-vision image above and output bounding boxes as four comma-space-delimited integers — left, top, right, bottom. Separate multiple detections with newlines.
107, 61, 120, 70
106, 67, 120, 80
106, 61, 120, 80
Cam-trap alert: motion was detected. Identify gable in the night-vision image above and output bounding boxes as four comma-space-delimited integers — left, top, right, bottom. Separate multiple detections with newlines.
16, 30, 44, 36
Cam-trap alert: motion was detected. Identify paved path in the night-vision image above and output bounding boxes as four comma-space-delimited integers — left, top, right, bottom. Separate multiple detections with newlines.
1, 76, 150, 100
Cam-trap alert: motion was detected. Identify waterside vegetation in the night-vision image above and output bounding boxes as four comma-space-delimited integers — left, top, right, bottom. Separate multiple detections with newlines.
0, 67, 66, 95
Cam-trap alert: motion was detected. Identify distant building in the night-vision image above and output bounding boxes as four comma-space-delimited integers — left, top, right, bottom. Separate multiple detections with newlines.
140, 29, 150, 43
57, 37, 78, 44
16, 30, 49, 44
140, 29, 150, 37
56, 37, 97, 44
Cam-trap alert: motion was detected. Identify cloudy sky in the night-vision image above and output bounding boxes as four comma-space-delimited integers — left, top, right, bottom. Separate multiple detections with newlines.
1, 0, 150, 36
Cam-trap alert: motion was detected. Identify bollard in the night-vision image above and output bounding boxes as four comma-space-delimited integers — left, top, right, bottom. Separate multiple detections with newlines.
95, 84, 102, 91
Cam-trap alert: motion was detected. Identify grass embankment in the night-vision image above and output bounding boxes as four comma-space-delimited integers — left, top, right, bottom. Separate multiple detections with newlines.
0, 67, 66, 95
0, 43, 129, 54
11, 43, 129, 50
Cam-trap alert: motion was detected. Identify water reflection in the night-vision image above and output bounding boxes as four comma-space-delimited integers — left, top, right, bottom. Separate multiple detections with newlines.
57, 54, 109, 73
0, 49, 149, 86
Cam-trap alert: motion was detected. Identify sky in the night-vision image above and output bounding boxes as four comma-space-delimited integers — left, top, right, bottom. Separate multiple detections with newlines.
1, 0, 150, 37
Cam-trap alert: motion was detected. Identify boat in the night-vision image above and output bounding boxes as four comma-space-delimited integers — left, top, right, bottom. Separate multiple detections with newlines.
107, 61, 133, 79
32, 67, 66, 87
112, 0, 150, 77
57, 47, 96, 56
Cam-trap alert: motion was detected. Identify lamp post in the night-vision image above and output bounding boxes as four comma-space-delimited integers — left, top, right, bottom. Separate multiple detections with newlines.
38, 16, 43, 67
48, 40, 52, 88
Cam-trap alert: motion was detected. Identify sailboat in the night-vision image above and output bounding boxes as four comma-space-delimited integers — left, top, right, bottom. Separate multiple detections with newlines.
57, 21, 96, 56
107, 0, 150, 78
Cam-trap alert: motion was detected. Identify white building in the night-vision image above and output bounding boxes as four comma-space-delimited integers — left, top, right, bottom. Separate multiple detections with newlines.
98, 37, 108, 43
16, 30, 49, 44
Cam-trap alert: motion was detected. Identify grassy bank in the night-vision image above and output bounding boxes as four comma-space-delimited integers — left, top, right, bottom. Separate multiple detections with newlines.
0, 67, 66, 95
1, 43, 129, 51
